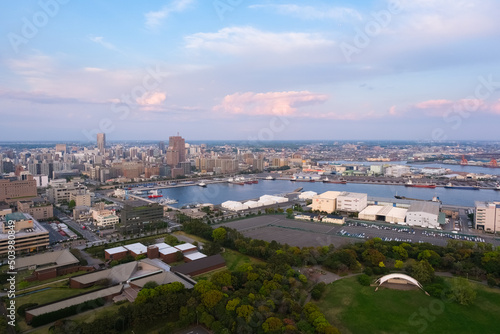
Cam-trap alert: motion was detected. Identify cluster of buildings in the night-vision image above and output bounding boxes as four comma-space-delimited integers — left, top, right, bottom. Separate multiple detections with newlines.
311, 191, 445, 228
104, 241, 205, 264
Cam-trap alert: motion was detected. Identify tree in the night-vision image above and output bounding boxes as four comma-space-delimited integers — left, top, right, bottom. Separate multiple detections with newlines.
395, 260, 404, 269
450, 277, 477, 305
202, 290, 224, 309
409, 260, 434, 284
68, 200, 76, 209
143, 281, 159, 289
262, 317, 284, 333
236, 305, 254, 322
212, 227, 227, 243
362, 248, 385, 266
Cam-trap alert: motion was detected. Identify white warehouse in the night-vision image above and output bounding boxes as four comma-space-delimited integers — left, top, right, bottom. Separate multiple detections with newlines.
336, 192, 367, 213
406, 202, 440, 228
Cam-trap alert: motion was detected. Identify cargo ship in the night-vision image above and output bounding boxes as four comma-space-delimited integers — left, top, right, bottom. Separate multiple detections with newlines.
323, 177, 347, 184
404, 180, 436, 188
444, 182, 479, 190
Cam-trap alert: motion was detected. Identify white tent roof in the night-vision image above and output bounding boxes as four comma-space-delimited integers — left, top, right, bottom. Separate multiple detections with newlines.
375, 273, 425, 291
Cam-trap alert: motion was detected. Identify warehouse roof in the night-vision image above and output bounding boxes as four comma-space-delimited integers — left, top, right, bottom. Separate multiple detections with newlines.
408, 201, 440, 216
315, 191, 342, 200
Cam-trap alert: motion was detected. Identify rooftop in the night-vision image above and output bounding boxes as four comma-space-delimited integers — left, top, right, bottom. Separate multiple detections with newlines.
15, 249, 79, 270
105, 246, 127, 255
408, 201, 440, 215
124, 243, 147, 255
175, 243, 196, 252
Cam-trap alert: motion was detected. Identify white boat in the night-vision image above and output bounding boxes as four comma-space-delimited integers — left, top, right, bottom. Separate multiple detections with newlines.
198, 182, 207, 187
265, 175, 275, 180
159, 197, 178, 205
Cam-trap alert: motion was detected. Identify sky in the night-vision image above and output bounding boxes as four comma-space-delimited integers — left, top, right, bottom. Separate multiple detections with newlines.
1, 0, 500, 142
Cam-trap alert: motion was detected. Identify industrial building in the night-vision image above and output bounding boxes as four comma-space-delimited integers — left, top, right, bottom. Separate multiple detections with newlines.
222, 195, 288, 212
358, 205, 408, 224
336, 192, 368, 213
311, 191, 342, 213
406, 202, 442, 228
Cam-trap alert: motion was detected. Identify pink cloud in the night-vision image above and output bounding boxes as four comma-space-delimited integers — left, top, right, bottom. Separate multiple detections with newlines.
391, 98, 500, 118
136, 91, 167, 106
214, 90, 328, 116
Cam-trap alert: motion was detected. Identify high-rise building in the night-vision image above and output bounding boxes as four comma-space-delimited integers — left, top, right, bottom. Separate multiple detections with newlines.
168, 135, 185, 166
159, 141, 165, 154
55, 144, 67, 154
97, 133, 106, 153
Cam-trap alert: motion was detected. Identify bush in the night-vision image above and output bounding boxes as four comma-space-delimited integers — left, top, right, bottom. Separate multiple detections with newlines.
311, 282, 327, 300
358, 274, 371, 286
17, 303, 38, 317
363, 267, 373, 276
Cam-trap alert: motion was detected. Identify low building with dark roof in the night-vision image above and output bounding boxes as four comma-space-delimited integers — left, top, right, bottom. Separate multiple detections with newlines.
172, 254, 226, 276
14, 249, 84, 281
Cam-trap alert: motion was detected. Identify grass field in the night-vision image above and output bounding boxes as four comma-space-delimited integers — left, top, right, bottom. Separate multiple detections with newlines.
16, 286, 97, 307
315, 276, 500, 334
222, 248, 263, 271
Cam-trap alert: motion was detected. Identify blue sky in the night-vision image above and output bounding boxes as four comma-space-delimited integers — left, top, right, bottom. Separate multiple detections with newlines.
1, 0, 500, 141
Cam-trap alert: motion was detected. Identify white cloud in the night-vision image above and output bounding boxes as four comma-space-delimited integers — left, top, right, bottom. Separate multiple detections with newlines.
89, 36, 117, 50
145, 0, 194, 29
249, 4, 362, 21
185, 26, 334, 55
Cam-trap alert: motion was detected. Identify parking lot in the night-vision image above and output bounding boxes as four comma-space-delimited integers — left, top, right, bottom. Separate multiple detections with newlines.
218, 215, 500, 248
39, 221, 71, 244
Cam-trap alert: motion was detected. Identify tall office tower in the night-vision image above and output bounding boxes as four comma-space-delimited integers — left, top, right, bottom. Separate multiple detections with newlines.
129, 147, 138, 159
97, 133, 106, 153
159, 141, 165, 154
168, 135, 185, 164
55, 144, 67, 154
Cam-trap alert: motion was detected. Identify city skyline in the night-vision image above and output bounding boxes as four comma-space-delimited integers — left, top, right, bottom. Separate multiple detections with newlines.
2, 0, 500, 141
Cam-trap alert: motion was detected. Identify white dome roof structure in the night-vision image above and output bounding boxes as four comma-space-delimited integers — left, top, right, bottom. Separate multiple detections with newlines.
375, 273, 428, 294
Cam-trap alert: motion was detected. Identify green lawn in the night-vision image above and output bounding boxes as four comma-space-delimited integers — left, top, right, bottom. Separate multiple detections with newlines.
16, 286, 96, 307
315, 276, 500, 334
222, 248, 263, 271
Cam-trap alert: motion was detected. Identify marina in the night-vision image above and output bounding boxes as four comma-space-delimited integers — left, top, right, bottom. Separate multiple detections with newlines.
129, 178, 500, 208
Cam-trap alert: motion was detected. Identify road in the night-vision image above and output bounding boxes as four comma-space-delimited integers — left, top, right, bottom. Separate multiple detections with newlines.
54, 209, 100, 243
